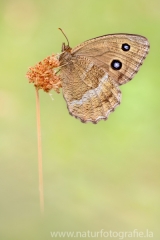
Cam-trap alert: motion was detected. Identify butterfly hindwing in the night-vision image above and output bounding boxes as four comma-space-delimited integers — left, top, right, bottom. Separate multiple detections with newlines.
60, 56, 121, 123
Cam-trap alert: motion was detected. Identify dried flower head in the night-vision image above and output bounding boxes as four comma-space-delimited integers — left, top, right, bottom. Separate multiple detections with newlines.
26, 54, 62, 93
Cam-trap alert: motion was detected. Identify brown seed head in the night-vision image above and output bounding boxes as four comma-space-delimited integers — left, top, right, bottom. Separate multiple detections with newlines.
26, 54, 62, 93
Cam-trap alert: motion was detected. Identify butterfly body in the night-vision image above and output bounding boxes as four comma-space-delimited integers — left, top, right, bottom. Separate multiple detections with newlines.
59, 33, 149, 123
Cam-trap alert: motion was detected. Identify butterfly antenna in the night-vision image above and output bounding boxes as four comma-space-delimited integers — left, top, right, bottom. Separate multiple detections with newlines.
58, 28, 70, 46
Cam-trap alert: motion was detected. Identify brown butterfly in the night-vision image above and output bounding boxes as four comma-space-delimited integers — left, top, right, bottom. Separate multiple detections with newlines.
59, 29, 150, 124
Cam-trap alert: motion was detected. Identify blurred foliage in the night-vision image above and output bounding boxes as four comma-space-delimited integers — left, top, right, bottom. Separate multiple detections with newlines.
0, 0, 160, 239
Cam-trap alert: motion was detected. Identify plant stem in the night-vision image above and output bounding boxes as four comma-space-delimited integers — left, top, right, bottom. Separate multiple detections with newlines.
35, 87, 44, 213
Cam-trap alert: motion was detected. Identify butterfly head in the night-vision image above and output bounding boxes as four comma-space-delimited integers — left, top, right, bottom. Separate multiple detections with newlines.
61, 42, 72, 53
59, 28, 72, 53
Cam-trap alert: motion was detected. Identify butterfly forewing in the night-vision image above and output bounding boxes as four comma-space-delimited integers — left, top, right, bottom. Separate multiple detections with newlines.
71, 34, 150, 85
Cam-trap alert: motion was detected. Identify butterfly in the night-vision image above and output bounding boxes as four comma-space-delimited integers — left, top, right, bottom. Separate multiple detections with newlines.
59, 29, 150, 124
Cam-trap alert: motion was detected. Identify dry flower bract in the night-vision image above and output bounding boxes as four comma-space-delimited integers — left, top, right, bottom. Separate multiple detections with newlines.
26, 54, 62, 93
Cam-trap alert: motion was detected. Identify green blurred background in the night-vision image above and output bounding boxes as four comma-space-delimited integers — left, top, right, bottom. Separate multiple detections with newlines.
0, 0, 160, 239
